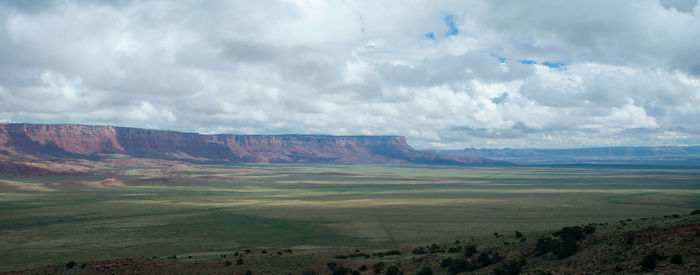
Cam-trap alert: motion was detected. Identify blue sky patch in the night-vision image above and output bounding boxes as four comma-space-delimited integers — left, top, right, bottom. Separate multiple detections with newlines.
520, 59, 536, 65
425, 32, 435, 40
490, 52, 506, 63
542, 61, 566, 69
444, 14, 458, 36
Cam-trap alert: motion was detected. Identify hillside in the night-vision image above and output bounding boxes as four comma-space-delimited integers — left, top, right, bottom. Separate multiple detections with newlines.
0, 123, 500, 166
4, 212, 698, 274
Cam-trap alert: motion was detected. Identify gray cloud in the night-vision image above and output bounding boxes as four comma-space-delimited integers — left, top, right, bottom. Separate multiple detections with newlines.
0, 0, 698, 149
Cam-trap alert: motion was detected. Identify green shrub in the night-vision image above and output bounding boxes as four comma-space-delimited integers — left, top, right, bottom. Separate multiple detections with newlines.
412, 247, 426, 255
515, 231, 523, 239
670, 254, 683, 265
331, 266, 350, 275
236, 258, 243, 265
373, 262, 385, 274
384, 250, 401, 256
464, 244, 477, 257
385, 265, 400, 275
416, 266, 433, 275
555, 238, 578, 259
477, 252, 491, 266
640, 253, 656, 271
494, 260, 522, 275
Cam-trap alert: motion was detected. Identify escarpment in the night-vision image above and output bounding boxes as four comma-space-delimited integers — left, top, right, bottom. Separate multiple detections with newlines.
0, 123, 502, 165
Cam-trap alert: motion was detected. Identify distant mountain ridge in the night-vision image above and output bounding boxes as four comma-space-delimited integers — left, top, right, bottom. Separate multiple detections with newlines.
440, 146, 700, 165
0, 123, 501, 165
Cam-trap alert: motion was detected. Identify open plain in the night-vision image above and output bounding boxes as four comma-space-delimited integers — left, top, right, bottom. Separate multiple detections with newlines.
1, 162, 698, 272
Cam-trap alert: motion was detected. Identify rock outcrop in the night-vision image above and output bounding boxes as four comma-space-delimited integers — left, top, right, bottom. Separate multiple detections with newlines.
0, 123, 501, 165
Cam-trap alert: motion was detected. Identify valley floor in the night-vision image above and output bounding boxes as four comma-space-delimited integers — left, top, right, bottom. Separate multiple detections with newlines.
1, 162, 699, 273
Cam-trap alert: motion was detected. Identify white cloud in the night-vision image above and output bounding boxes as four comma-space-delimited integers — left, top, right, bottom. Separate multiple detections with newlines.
0, 0, 698, 149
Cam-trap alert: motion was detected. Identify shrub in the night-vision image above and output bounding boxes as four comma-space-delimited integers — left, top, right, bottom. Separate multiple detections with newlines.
463, 244, 477, 257
447, 258, 473, 274
670, 254, 683, 265
491, 252, 504, 263
412, 247, 426, 255
224, 261, 232, 266
690, 209, 700, 215
373, 262, 385, 274
515, 231, 523, 239
65, 261, 76, 269
535, 237, 558, 255
351, 271, 360, 275
429, 244, 440, 253
477, 252, 492, 266
327, 262, 337, 270
416, 266, 433, 275
358, 265, 368, 271
555, 238, 578, 259
558, 226, 584, 241
245, 270, 252, 275
384, 250, 401, 256
440, 258, 453, 268
236, 258, 243, 265
640, 253, 657, 271
583, 225, 595, 234
494, 260, 522, 275
331, 266, 350, 275
624, 231, 635, 245
385, 265, 400, 275
447, 246, 461, 253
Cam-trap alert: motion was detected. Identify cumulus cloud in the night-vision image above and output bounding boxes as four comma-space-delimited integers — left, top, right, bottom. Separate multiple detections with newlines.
0, 0, 698, 149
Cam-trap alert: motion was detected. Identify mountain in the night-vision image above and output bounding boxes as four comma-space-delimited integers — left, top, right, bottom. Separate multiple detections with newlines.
440, 146, 700, 165
0, 123, 501, 165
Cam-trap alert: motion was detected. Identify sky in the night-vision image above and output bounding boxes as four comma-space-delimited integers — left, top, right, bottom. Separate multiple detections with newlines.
0, 0, 699, 149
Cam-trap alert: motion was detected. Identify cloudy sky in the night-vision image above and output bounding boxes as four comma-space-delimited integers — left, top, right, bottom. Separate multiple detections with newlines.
1, 0, 699, 149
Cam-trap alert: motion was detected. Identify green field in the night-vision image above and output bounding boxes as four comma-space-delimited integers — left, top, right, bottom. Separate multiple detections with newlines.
1, 164, 699, 271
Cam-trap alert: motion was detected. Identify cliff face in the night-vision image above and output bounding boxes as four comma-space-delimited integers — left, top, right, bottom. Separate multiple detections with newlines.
0, 123, 499, 165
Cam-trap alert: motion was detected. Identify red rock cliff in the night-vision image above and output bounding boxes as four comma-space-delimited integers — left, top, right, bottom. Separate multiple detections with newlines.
0, 123, 499, 164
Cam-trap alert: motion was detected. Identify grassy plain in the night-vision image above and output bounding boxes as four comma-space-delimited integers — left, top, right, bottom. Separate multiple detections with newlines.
0, 163, 699, 271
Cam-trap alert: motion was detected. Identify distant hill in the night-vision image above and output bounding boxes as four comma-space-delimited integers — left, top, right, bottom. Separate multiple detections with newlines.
0, 123, 502, 165
439, 146, 700, 165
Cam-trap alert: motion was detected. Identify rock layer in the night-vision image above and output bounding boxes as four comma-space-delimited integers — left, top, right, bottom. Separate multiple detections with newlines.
0, 123, 500, 165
